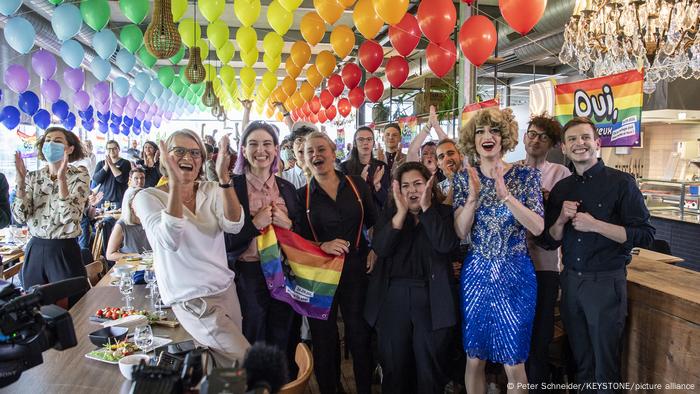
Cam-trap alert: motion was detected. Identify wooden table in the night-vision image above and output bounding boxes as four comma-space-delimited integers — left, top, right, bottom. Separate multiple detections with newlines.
633, 247, 685, 264
4, 278, 191, 394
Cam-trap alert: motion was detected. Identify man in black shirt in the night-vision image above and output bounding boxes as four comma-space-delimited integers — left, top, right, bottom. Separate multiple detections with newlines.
93, 140, 131, 209
541, 117, 654, 392
0, 173, 10, 229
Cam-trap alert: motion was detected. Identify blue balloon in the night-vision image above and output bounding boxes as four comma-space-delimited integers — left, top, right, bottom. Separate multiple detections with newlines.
0, 0, 21, 16
109, 123, 119, 134
60, 40, 85, 69
62, 112, 76, 131
114, 76, 131, 98
111, 115, 123, 125
51, 4, 82, 41
52, 99, 69, 121
135, 72, 151, 92
143, 120, 152, 132
133, 118, 141, 129
98, 121, 108, 133
84, 105, 94, 119
115, 50, 136, 74
122, 116, 133, 126
120, 124, 130, 136
33, 109, 51, 130
92, 29, 118, 60
1, 106, 20, 130
90, 57, 111, 81
0, 89, 3, 101
83, 120, 94, 131
18, 91, 40, 116
132, 88, 146, 102
97, 111, 110, 123
4, 17, 35, 54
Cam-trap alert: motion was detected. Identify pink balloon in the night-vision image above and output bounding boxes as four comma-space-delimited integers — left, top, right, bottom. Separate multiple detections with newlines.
31, 50, 57, 80
63, 67, 84, 92
74, 90, 91, 111
40, 79, 61, 103
93, 81, 110, 104
5, 64, 30, 93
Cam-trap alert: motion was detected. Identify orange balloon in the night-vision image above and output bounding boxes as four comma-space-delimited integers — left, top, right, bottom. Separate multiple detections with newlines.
281, 76, 297, 96
337, 0, 356, 7
285, 96, 295, 110
275, 112, 284, 121
372, 0, 408, 25
330, 25, 355, 59
353, 0, 384, 40
290, 41, 312, 68
292, 91, 305, 108
314, 0, 344, 25
315, 50, 337, 78
300, 12, 326, 46
300, 81, 315, 102
285, 56, 302, 78
306, 65, 323, 87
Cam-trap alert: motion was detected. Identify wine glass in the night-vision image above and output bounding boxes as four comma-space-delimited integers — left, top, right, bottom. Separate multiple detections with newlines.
133, 325, 154, 353
144, 269, 156, 299
119, 273, 134, 312
152, 284, 166, 318
8, 225, 21, 244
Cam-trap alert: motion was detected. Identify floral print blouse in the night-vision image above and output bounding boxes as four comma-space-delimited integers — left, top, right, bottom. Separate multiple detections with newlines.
12, 165, 90, 239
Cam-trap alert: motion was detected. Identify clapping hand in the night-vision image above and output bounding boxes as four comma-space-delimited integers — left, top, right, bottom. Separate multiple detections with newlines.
14, 151, 27, 186
372, 165, 385, 192
429, 105, 439, 127
376, 146, 386, 163
420, 175, 435, 211
494, 162, 509, 200
361, 164, 370, 182
392, 180, 408, 214
464, 162, 481, 204
216, 135, 232, 183
56, 152, 70, 181
159, 140, 185, 185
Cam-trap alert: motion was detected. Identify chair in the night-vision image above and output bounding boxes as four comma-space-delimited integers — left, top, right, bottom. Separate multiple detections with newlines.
85, 260, 105, 288
91, 221, 104, 262
279, 342, 313, 394
650, 239, 672, 255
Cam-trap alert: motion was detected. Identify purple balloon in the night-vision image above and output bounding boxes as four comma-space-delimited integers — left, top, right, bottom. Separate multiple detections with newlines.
112, 105, 124, 116
126, 95, 138, 110
124, 105, 136, 118
73, 90, 90, 111
95, 100, 110, 113
31, 50, 57, 80
5, 64, 30, 94
40, 79, 61, 103
114, 95, 127, 107
63, 67, 84, 92
93, 81, 110, 104
137, 102, 150, 112
164, 111, 173, 120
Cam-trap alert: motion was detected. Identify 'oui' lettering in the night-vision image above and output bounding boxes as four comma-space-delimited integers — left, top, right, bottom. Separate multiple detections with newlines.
573, 84, 618, 124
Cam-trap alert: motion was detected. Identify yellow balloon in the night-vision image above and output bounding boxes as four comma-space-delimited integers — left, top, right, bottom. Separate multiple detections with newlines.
314, 0, 344, 25
267, 0, 294, 36
197, 38, 209, 58
239, 67, 257, 88
240, 47, 259, 67
236, 26, 258, 53
300, 12, 326, 47
234, 0, 261, 27
275, 112, 284, 122
353, 0, 383, 40
306, 65, 323, 87
172, 0, 187, 22
281, 76, 297, 96
212, 78, 222, 93
207, 20, 229, 50
178, 18, 201, 48
278, 0, 303, 12
299, 81, 314, 102
198, 0, 225, 23
285, 56, 301, 78
216, 41, 236, 63
263, 54, 281, 72
204, 63, 216, 81
266, 106, 275, 118
285, 96, 296, 110
337, 0, 356, 7
315, 50, 336, 78
330, 25, 355, 59
242, 84, 255, 99
372, 0, 407, 25
263, 32, 284, 58
292, 91, 305, 108
290, 41, 311, 68
219, 65, 236, 86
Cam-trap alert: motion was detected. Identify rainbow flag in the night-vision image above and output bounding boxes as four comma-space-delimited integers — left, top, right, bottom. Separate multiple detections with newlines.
399, 116, 418, 149
461, 99, 499, 126
554, 69, 643, 147
257, 225, 345, 320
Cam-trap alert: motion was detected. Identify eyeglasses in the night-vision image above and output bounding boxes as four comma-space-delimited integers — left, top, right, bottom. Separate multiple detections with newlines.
356, 137, 374, 144
526, 130, 551, 142
169, 147, 203, 158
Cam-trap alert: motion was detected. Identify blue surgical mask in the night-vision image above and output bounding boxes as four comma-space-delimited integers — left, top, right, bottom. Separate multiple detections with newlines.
42, 141, 65, 163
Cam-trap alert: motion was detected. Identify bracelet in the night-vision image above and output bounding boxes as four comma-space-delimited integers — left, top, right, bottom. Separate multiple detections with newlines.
282, 112, 290, 117
500, 194, 512, 204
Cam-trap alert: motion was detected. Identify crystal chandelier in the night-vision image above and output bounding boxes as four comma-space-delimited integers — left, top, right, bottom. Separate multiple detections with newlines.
560, 0, 700, 93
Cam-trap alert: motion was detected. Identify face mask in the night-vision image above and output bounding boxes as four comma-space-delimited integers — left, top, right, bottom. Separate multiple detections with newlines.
281, 148, 294, 162
42, 141, 65, 163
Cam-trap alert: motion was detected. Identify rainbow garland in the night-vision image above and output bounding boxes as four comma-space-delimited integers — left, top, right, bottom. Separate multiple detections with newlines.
461, 99, 499, 125
554, 69, 644, 147
257, 225, 345, 320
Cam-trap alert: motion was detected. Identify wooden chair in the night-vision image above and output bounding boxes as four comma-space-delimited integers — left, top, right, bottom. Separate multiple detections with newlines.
85, 260, 105, 288
2, 259, 23, 281
91, 221, 104, 262
279, 342, 313, 394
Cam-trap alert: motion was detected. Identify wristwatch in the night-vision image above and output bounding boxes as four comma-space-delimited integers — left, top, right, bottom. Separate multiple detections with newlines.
218, 182, 232, 188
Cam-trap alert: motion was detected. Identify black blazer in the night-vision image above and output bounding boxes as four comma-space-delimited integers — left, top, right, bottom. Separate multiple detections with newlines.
224, 174, 303, 264
365, 203, 459, 331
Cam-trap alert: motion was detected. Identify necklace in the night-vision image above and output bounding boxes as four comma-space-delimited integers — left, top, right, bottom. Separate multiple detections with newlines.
183, 194, 196, 204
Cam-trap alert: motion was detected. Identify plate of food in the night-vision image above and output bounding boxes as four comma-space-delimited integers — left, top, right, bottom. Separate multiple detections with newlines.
0, 245, 20, 255
91, 307, 177, 326
85, 337, 171, 364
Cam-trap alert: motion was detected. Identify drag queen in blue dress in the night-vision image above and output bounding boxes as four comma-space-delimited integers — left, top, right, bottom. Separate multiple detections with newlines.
452, 108, 544, 394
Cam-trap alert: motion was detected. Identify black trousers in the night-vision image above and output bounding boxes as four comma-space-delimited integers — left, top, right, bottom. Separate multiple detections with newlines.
560, 268, 627, 394
376, 280, 451, 394
308, 275, 373, 394
21, 237, 87, 307
526, 270, 560, 392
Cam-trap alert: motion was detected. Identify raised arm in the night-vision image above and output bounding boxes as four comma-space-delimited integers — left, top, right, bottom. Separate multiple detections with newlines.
453, 168, 480, 240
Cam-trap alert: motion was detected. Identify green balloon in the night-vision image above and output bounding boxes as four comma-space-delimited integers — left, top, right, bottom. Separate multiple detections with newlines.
185, 89, 195, 101
119, 24, 143, 54
80, 0, 110, 32
179, 67, 191, 86
158, 67, 175, 88
169, 44, 185, 65
119, 0, 150, 24
138, 47, 157, 68
48, 0, 64, 5
170, 79, 184, 95
191, 82, 205, 96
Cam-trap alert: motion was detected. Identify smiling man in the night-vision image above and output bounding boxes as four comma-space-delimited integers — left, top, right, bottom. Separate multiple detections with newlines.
541, 117, 654, 393
435, 139, 463, 202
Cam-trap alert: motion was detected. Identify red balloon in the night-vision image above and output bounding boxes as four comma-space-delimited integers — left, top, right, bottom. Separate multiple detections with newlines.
426, 39, 456, 78
462, 0, 475, 4
348, 87, 365, 108
364, 77, 384, 103
417, 0, 456, 44
320, 90, 334, 109
385, 56, 409, 88
327, 73, 344, 97
338, 98, 351, 117
302, 102, 312, 116
317, 109, 328, 123
309, 96, 321, 114
290, 110, 299, 122
309, 112, 318, 123
341, 63, 362, 90
458, 15, 497, 67
326, 105, 337, 121
499, 0, 546, 35
389, 14, 421, 57
358, 40, 383, 73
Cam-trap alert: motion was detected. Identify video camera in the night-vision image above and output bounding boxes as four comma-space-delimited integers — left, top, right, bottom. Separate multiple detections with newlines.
0, 277, 87, 387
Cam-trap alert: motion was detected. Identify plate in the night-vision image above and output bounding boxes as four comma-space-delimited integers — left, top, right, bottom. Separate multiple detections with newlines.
102, 314, 148, 329
84, 337, 171, 364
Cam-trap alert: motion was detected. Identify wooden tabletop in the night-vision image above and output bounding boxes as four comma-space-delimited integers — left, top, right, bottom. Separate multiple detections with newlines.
4, 280, 191, 394
633, 247, 685, 263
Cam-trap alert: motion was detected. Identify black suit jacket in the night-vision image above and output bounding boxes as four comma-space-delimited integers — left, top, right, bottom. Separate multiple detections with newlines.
0, 173, 10, 229
224, 174, 303, 265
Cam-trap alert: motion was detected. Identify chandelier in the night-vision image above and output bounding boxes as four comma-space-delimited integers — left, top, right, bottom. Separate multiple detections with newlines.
560, 0, 700, 93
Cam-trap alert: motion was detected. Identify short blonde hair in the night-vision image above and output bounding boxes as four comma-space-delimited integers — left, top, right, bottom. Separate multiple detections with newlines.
159, 129, 207, 179
458, 107, 519, 159
304, 131, 336, 179
121, 187, 143, 225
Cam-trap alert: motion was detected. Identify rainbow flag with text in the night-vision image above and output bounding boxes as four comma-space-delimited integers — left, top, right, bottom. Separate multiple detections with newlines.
257, 225, 344, 320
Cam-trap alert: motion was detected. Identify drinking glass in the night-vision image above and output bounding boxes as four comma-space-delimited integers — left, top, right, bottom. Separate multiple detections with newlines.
102, 201, 111, 212
8, 225, 21, 244
152, 284, 166, 318
144, 269, 156, 299
119, 273, 134, 312
133, 325, 154, 353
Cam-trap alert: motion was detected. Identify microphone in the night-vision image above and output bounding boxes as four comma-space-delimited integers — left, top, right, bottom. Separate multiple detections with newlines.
242, 343, 289, 393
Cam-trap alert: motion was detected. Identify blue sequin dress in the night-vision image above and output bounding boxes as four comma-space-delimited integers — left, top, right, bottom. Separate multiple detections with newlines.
452, 164, 543, 365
